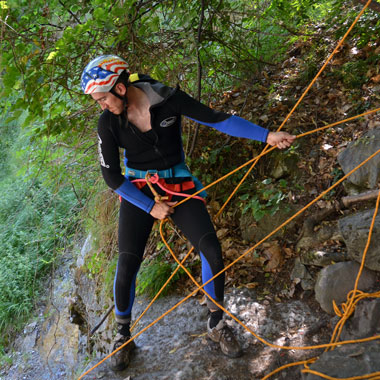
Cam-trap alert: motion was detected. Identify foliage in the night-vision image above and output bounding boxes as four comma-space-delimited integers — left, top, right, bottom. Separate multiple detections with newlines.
1, 0, 380, 352
1, 0, 378, 140
240, 178, 289, 221
1, 0, 348, 140
0, 115, 83, 345
136, 253, 188, 298
0, 177, 78, 340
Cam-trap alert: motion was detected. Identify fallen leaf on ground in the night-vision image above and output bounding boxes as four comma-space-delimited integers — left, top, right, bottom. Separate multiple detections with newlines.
263, 243, 284, 271
243, 282, 259, 289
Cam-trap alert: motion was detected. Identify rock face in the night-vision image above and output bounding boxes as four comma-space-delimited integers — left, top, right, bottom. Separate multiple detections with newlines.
302, 342, 380, 380
239, 204, 300, 243
300, 249, 348, 267
72, 234, 114, 357
340, 299, 380, 341
337, 128, 380, 189
290, 257, 314, 290
314, 261, 377, 315
338, 209, 380, 271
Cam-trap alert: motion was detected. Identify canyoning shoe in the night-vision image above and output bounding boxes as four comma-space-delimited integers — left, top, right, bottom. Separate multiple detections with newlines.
109, 333, 136, 372
207, 319, 243, 358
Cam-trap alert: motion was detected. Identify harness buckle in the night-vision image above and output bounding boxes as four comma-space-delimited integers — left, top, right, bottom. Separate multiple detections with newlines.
145, 172, 169, 202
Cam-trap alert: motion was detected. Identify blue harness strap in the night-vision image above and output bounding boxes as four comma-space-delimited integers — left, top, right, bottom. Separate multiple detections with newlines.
125, 161, 190, 179
125, 161, 207, 197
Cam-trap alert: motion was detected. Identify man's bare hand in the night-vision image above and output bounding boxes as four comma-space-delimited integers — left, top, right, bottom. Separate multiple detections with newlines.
266, 131, 296, 149
150, 201, 177, 220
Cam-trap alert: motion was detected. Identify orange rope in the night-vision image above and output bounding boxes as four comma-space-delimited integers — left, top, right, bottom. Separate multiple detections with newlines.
159, 213, 380, 351
173, 106, 380, 210
216, 0, 374, 218
78, 144, 380, 379
77, 1, 377, 378
261, 358, 317, 380
329, 187, 380, 345
263, 190, 380, 379
129, 104, 380, 344
77, 111, 380, 380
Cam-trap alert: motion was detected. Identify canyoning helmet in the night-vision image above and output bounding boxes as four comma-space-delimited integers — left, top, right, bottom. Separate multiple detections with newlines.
81, 55, 129, 95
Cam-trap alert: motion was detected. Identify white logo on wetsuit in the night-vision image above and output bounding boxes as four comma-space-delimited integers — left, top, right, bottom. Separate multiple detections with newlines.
160, 116, 177, 128
97, 135, 110, 168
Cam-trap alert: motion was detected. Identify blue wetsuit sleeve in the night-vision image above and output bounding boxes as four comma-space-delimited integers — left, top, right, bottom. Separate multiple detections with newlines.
97, 112, 155, 214
187, 114, 268, 142
114, 179, 155, 213
173, 89, 269, 142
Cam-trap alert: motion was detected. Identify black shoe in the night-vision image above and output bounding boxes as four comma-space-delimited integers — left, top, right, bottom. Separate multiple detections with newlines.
109, 333, 136, 372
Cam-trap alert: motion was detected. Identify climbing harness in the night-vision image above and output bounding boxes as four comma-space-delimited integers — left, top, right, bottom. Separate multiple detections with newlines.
131, 172, 205, 204
79, 1, 380, 379
125, 161, 207, 198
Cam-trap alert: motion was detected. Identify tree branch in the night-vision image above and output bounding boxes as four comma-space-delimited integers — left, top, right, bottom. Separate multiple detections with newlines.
341, 189, 380, 208
189, 0, 205, 157
58, 0, 82, 24
355, 0, 380, 12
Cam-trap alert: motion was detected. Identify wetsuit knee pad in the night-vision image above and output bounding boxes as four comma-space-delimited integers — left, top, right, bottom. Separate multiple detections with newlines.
116, 251, 141, 280
114, 252, 142, 319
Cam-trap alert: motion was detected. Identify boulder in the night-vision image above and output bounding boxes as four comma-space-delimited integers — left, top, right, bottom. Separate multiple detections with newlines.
338, 209, 380, 271
314, 261, 376, 315
340, 299, 380, 341
302, 342, 380, 380
240, 204, 300, 243
337, 128, 380, 189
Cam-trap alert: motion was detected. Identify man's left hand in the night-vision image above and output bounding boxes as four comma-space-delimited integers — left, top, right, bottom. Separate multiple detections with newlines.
266, 131, 296, 149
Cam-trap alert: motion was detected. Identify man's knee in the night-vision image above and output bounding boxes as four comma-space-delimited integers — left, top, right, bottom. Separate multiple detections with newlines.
199, 232, 224, 272
116, 252, 141, 283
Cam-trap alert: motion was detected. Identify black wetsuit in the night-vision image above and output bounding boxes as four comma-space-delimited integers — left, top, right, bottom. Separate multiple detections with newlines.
96, 74, 269, 323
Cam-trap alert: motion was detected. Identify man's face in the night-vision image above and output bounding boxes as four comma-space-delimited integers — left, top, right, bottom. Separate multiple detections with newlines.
91, 91, 124, 115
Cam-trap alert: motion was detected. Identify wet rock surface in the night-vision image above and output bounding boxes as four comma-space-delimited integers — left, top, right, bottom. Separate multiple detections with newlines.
0, 263, 330, 380
1, 239, 379, 380
0, 253, 80, 380
79, 290, 328, 380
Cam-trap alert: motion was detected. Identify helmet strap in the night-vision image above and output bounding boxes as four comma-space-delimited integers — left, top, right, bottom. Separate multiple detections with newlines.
109, 87, 124, 100
109, 85, 129, 120
122, 95, 129, 120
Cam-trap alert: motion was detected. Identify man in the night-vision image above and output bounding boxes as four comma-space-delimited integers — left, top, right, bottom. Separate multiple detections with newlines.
81, 55, 295, 371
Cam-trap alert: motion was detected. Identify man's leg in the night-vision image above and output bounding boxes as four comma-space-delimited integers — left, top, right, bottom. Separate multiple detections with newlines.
110, 197, 154, 371
170, 195, 242, 358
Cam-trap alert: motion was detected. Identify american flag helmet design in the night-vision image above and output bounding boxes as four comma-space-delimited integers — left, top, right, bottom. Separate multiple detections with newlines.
81, 55, 128, 94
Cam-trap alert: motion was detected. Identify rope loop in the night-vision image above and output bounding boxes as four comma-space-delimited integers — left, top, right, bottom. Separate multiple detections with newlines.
147, 172, 160, 184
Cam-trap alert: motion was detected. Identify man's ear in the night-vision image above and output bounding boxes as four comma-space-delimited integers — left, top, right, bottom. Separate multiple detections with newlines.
114, 82, 127, 96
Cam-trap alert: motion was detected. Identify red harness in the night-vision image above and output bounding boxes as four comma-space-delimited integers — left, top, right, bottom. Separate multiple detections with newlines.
119, 173, 206, 204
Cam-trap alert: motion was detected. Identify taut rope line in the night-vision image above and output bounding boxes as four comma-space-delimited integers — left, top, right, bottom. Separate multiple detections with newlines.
78, 1, 376, 377
78, 145, 380, 380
